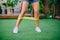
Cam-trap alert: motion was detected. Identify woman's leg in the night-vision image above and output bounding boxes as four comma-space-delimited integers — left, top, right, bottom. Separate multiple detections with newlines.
32, 2, 41, 32
15, 2, 29, 27
13, 1, 29, 33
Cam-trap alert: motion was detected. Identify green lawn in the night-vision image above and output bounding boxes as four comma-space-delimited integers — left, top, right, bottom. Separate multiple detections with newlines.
0, 19, 60, 40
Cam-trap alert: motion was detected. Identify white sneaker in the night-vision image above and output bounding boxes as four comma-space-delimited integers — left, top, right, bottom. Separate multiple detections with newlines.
13, 27, 18, 33
35, 27, 41, 32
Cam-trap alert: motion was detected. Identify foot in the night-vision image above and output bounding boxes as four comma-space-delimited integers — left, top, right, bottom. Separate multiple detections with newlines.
13, 27, 18, 33
35, 27, 41, 32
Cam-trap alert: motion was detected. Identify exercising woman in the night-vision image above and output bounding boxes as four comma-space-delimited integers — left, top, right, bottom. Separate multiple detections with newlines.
13, 0, 41, 33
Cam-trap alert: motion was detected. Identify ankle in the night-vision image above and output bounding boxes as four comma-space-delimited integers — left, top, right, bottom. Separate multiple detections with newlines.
36, 26, 39, 28
15, 26, 18, 28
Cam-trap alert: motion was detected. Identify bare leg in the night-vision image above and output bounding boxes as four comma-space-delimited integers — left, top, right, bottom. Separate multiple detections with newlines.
16, 1, 29, 27
32, 2, 39, 27
32, 2, 41, 32
13, 1, 29, 33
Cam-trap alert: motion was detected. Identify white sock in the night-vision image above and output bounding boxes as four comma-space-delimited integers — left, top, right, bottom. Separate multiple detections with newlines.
13, 26, 18, 33
36, 27, 41, 32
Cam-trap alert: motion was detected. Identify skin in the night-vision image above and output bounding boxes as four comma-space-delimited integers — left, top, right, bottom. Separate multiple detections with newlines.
15, 1, 39, 27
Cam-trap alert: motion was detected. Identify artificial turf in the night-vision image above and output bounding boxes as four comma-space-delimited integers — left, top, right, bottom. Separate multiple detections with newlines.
0, 19, 60, 40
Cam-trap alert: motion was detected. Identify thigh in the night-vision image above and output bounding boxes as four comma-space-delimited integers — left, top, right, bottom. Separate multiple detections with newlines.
32, 2, 39, 17
32, 2, 39, 11
21, 1, 29, 12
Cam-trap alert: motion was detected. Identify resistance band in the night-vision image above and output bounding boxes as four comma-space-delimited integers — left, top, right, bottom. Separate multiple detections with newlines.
18, 16, 39, 20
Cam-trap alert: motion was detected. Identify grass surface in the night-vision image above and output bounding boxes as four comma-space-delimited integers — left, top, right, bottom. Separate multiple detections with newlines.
0, 19, 60, 40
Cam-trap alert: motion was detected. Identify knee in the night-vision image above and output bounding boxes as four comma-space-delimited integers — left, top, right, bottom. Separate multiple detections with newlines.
34, 9, 39, 13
